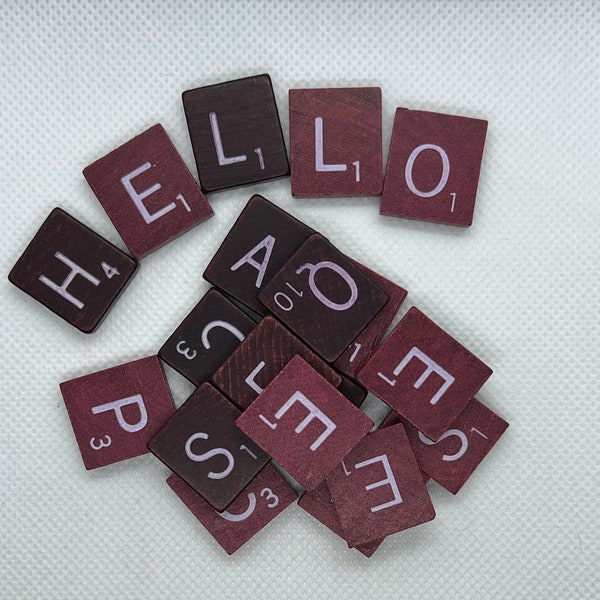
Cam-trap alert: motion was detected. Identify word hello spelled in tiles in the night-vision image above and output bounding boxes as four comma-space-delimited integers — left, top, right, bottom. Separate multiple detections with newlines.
9, 74, 505, 556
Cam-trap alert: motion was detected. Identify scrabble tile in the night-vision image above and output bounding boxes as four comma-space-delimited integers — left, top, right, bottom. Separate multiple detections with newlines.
183, 74, 289, 192
334, 261, 408, 378
259, 234, 389, 362
212, 316, 341, 410
59, 356, 175, 469
289, 87, 383, 197
8, 208, 137, 333
337, 375, 368, 408
328, 423, 435, 547
147, 383, 269, 511
159, 288, 256, 385
387, 398, 508, 494
380, 108, 488, 227
236, 356, 373, 491
203, 194, 315, 314
358, 306, 493, 441
298, 480, 383, 557
167, 463, 297, 555
83, 124, 213, 258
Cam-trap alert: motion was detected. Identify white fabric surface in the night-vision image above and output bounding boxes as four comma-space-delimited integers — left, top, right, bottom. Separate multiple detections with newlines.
1, 1, 599, 598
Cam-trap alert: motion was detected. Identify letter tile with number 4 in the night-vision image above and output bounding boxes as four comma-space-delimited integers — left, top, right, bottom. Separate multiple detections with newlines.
167, 463, 297, 555
83, 124, 213, 259
9, 208, 137, 333
380, 108, 488, 226
358, 306, 493, 441
259, 234, 389, 362
289, 87, 383, 197
328, 423, 435, 547
148, 383, 269, 511
59, 356, 175, 469
381, 398, 508, 494
236, 356, 373, 492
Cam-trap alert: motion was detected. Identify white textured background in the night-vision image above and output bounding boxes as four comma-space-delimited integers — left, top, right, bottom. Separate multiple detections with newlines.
1, 1, 599, 599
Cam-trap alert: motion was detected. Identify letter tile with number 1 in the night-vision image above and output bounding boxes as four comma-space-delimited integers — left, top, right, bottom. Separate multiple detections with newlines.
59, 356, 175, 469
83, 123, 213, 259
236, 356, 373, 492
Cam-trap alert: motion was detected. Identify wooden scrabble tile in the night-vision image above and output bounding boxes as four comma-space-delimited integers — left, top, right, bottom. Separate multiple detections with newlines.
298, 480, 383, 557
289, 87, 383, 197
59, 356, 175, 469
328, 423, 435, 547
334, 261, 408, 378
236, 356, 373, 491
358, 306, 493, 441
147, 383, 269, 511
83, 124, 213, 258
167, 463, 297, 554
8, 208, 137, 333
259, 234, 389, 361
183, 74, 289, 192
212, 315, 341, 410
159, 288, 256, 385
380, 108, 488, 227
203, 194, 315, 314
387, 398, 508, 494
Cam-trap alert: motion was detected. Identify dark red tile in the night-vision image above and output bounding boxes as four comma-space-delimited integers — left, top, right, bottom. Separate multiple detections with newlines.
147, 383, 269, 511
167, 463, 297, 554
83, 124, 213, 258
8, 208, 137, 333
358, 306, 493, 441
212, 316, 341, 410
183, 74, 289, 192
334, 260, 407, 378
298, 480, 383, 557
236, 356, 372, 491
159, 288, 256, 385
328, 423, 435, 547
259, 234, 389, 362
380, 108, 488, 227
289, 87, 383, 197
203, 194, 315, 314
59, 356, 175, 469
387, 398, 508, 494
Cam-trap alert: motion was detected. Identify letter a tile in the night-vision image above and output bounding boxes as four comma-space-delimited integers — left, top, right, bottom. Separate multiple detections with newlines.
83, 124, 213, 259
167, 463, 297, 554
183, 74, 289, 192
8, 208, 137, 333
59, 356, 175, 469
328, 423, 435, 547
236, 356, 373, 491
380, 108, 488, 226
358, 306, 493, 441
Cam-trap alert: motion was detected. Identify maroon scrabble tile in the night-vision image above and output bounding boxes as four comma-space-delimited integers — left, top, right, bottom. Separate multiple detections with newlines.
236, 356, 373, 491
358, 306, 493, 441
159, 288, 256, 385
259, 234, 389, 362
212, 316, 341, 410
182, 74, 289, 192
289, 87, 383, 197
167, 463, 297, 554
59, 356, 175, 470
334, 261, 408, 378
8, 208, 137, 333
83, 124, 213, 258
148, 383, 269, 511
203, 194, 315, 314
386, 398, 508, 494
298, 480, 383, 557
328, 423, 435, 547
380, 108, 488, 227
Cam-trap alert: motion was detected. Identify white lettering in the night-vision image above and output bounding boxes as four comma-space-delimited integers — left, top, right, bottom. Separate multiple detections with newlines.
184, 432, 234, 480
405, 144, 450, 198
91, 394, 148, 433
296, 261, 358, 311
230, 235, 275, 288
354, 454, 402, 513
